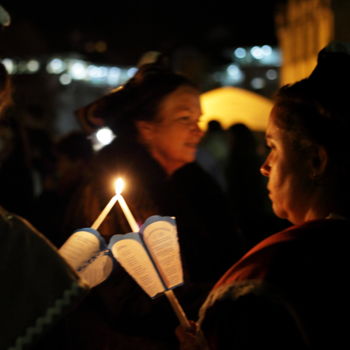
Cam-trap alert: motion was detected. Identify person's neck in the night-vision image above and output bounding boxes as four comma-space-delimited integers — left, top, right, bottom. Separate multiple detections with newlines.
148, 153, 184, 177
304, 190, 337, 222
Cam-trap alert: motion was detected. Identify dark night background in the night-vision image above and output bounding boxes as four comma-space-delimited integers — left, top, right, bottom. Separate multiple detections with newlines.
0, 1, 284, 139
1, 1, 282, 65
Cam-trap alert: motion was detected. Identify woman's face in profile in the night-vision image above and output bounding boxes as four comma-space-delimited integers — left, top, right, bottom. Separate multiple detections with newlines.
260, 107, 313, 224
139, 85, 203, 175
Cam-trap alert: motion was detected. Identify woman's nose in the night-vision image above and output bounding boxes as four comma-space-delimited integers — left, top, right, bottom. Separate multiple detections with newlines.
192, 122, 204, 136
260, 162, 270, 177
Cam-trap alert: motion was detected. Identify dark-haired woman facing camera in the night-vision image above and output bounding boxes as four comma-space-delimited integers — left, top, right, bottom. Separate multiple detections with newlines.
64, 57, 242, 349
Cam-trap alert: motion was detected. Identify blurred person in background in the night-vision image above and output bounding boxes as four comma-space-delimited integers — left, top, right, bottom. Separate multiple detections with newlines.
29, 130, 94, 247
225, 122, 288, 251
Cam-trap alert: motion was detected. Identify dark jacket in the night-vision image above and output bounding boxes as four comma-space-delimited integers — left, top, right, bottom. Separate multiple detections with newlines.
0, 207, 88, 350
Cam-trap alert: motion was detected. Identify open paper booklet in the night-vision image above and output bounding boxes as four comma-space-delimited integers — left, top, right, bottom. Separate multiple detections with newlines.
58, 227, 113, 288
59, 216, 184, 297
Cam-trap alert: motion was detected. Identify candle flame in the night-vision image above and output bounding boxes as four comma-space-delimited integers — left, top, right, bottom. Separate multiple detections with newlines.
114, 178, 125, 195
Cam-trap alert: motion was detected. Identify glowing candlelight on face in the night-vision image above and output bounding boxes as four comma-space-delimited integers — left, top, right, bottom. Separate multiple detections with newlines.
91, 178, 122, 230
116, 179, 140, 232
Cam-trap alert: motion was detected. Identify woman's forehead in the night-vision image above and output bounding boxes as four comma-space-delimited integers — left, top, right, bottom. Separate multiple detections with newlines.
159, 86, 200, 112
266, 109, 279, 136
266, 110, 288, 142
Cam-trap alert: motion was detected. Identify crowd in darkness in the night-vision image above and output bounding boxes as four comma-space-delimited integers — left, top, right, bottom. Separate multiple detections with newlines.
0, 104, 287, 251
6, 5, 350, 349
0, 60, 287, 349
0, 45, 289, 349
0, 111, 95, 246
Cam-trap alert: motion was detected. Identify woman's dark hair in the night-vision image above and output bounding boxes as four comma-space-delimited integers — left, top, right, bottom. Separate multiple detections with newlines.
272, 43, 350, 208
273, 42, 350, 159
273, 78, 350, 164
273, 80, 332, 152
76, 58, 197, 137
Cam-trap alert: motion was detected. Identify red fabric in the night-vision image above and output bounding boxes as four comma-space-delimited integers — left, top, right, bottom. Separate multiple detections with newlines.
213, 219, 338, 288
200, 218, 350, 348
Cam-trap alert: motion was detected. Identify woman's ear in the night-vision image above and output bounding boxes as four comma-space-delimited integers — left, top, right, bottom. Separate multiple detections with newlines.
135, 120, 154, 144
309, 145, 328, 179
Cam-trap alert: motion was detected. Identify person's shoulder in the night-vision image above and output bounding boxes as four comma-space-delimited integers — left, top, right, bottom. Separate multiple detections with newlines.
199, 279, 309, 349
0, 206, 44, 237
0, 207, 68, 270
252, 218, 348, 248
0, 207, 89, 350
273, 218, 350, 244
234, 218, 350, 281
210, 220, 336, 287
0, 206, 36, 241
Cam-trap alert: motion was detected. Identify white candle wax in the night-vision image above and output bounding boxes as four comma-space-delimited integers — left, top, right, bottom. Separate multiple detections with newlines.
118, 194, 139, 232
91, 194, 119, 230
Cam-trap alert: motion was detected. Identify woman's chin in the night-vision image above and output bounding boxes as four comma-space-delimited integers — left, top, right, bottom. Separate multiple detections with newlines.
272, 205, 288, 221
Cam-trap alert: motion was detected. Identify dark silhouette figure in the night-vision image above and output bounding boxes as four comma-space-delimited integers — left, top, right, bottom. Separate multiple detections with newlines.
0, 112, 35, 218
29, 131, 94, 247
197, 119, 228, 191
225, 123, 285, 250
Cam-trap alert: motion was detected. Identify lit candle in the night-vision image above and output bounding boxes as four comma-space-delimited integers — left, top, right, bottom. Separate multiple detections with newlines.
91, 178, 124, 230
116, 179, 140, 232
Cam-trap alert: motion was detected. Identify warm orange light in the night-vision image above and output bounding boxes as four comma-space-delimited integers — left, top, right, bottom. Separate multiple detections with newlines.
200, 86, 272, 131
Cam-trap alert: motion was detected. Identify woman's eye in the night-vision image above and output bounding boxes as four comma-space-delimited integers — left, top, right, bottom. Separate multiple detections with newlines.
177, 116, 191, 124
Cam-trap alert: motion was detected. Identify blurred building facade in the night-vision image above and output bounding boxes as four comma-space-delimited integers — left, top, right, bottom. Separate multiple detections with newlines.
275, 0, 350, 85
